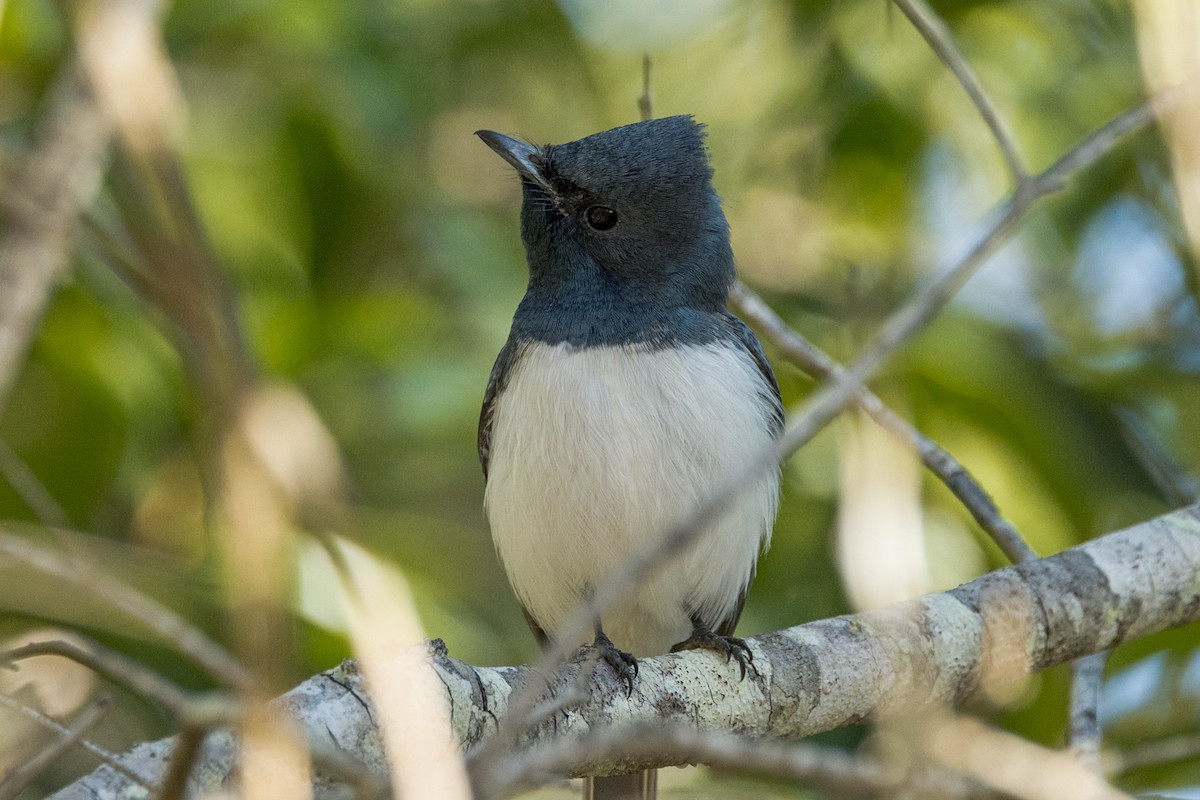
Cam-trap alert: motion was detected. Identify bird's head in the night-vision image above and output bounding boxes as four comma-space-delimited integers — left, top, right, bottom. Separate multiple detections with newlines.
477, 116, 734, 312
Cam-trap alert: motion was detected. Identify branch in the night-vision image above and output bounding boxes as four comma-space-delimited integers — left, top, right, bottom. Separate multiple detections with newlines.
1068, 652, 1107, 770
0, 693, 152, 791
730, 280, 1037, 565
891, 0, 1028, 183
47, 503, 1200, 799
0, 63, 112, 415
0, 697, 113, 800
0, 531, 252, 690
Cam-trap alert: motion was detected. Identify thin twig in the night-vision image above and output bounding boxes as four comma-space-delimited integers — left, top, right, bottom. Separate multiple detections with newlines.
1110, 732, 1200, 775
0, 61, 112, 416
1113, 407, 1199, 506
0, 696, 113, 800
637, 55, 653, 122
486, 724, 981, 800
1, 638, 220, 719
891, 0, 1028, 184
730, 280, 1037, 565
769, 96, 1157, 503
1069, 652, 1107, 771
0, 439, 71, 528
0, 530, 253, 690
0, 691, 154, 791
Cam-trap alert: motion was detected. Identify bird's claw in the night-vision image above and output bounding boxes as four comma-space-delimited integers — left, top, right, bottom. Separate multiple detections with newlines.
671, 630, 755, 679
590, 631, 638, 696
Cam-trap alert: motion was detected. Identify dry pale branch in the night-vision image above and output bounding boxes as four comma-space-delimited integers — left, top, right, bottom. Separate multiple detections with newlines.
45, 502, 1200, 799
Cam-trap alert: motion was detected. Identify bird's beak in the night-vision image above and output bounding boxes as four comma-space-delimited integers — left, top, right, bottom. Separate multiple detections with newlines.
476, 130, 555, 195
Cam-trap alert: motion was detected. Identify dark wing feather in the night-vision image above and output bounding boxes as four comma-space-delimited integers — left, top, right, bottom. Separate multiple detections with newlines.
714, 312, 782, 636
721, 312, 784, 435
478, 340, 521, 479
716, 569, 754, 637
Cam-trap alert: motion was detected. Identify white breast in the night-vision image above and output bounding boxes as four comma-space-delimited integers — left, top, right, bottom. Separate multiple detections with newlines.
484, 340, 780, 657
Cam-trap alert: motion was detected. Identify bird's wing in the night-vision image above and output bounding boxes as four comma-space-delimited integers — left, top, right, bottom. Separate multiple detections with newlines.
722, 312, 784, 435
478, 339, 520, 480
715, 312, 781, 637
715, 572, 753, 637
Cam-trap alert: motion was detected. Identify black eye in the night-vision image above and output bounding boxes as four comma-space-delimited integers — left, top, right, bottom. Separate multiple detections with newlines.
584, 205, 618, 231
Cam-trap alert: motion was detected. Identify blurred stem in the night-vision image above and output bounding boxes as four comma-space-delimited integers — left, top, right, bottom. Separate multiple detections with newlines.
486, 724, 980, 800
0, 691, 151, 790
1110, 732, 1200, 774
0, 530, 252, 688
0, 61, 111, 418
0, 696, 113, 800
2, 638, 213, 717
1069, 652, 1107, 771
638, 55, 653, 121
153, 726, 205, 800
0, 438, 71, 528
1113, 407, 1199, 506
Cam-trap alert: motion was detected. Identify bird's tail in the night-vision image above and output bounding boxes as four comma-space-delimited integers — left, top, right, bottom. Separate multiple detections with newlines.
583, 769, 657, 800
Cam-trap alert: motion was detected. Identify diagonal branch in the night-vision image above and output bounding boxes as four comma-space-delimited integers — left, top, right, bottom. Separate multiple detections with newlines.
775, 96, 1157, 491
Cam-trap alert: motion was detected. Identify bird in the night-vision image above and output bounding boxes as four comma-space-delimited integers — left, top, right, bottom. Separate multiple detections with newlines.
476, 115, 782, 800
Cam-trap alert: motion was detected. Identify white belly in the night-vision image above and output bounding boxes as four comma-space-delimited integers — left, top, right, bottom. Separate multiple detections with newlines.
484, 340, 780, 657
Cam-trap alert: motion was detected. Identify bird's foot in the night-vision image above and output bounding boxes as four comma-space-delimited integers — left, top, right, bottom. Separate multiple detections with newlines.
588, 631, 638, 696
671, 628, 754, 679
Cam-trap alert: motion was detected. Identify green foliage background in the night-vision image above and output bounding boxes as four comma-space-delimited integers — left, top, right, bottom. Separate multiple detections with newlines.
1, 0, 1199, 796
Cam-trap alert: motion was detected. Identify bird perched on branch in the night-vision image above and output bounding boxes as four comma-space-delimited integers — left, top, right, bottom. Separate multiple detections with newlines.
477, 116, 782, 800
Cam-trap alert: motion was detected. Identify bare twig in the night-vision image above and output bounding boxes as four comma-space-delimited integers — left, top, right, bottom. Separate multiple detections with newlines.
1113, 407, 1199, 506
0, 696, 113, 800
1, 638, 228, 720
637, 55, 653, 122
1110, 732, 1200, 775
1068, 652, 1107, 771
0, 692, 152, 791
0, 531, 252, 690
0, 439, 71, 528
891, 0, 1028, 184
769, 96, 1157, 504
487, 725, 981, 800
730, 280, 1037, 565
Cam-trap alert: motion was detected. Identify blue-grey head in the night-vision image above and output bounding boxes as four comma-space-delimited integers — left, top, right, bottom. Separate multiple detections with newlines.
476, 116, 735, 347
